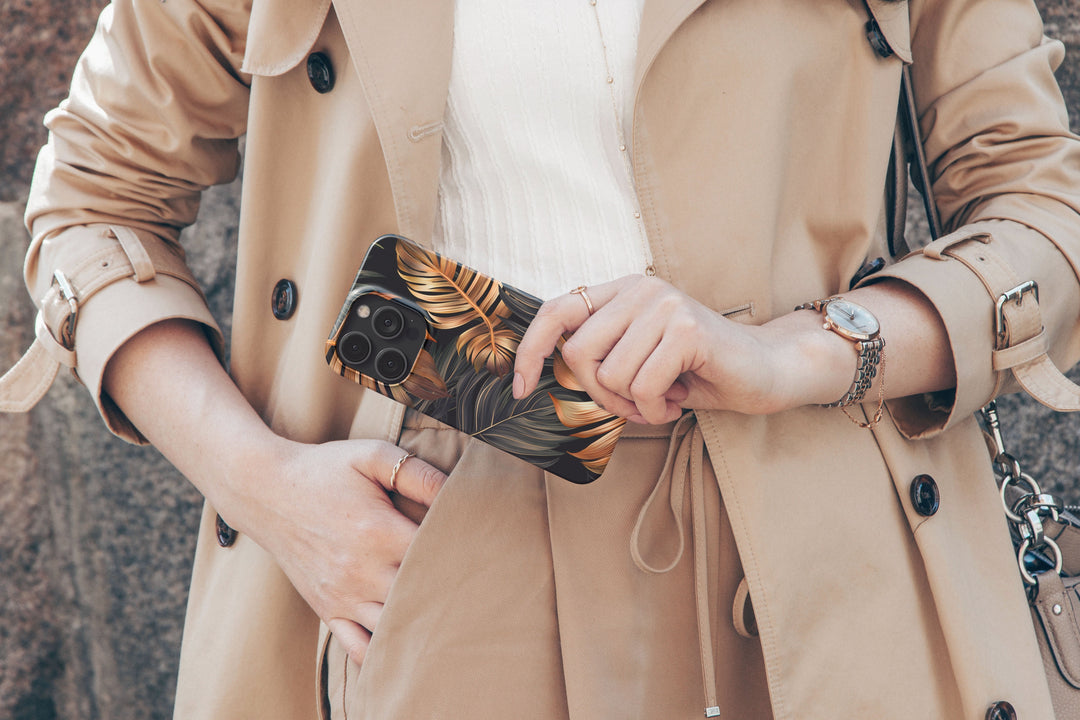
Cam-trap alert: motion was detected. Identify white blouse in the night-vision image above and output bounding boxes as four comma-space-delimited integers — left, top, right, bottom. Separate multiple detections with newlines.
431, 0, 653, 300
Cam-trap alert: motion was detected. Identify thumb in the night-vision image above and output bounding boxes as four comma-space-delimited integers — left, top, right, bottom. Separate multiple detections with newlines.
327, 617, 372, 666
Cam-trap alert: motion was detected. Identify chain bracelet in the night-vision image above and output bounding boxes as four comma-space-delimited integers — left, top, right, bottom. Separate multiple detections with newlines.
981, 401, 1065, 585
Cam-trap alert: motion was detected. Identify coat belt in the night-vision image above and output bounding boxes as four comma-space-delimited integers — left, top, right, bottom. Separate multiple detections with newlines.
630, 411, 722, 717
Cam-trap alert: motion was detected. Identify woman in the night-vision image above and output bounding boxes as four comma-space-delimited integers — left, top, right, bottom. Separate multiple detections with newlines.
4, 0, 1079, 717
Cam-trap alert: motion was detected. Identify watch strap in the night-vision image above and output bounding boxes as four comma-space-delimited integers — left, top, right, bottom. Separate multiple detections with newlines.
823, 337, 885, 407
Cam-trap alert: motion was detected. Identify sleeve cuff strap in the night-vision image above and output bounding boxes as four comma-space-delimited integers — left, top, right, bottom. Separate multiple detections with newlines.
863, 226, 1004, 438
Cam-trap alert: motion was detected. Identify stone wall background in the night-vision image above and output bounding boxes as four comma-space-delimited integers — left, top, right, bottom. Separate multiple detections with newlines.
1, 2, 1080, 719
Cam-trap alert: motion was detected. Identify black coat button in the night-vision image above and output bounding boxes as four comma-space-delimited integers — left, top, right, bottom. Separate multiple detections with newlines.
307, 52, 335, 93
271, 279, 298, 320
910, 474, 940, 517
864, 19, 894, 58
215, 514, 237, 548
985, 701, 1017, 720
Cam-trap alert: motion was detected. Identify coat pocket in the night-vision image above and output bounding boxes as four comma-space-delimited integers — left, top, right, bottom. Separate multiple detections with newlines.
317, 422, 480, 719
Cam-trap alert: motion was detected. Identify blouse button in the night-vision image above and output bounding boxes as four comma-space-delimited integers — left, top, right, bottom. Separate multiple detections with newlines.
307, 52, 335, 94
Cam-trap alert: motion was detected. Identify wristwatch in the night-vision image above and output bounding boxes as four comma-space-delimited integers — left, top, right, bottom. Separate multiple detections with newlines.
795, 297, 885, 410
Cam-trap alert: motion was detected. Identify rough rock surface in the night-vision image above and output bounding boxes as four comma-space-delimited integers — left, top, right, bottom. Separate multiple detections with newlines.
1, 2, 1080, 719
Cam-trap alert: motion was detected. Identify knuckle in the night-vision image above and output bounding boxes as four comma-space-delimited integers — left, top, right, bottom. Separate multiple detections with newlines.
345, 639, 368, 663
328, 546, 362, 579
594, 362, 619, 389
560, 337, 585, 365
655, 292, 686, 315
354, 517, 392, 549
414, 464, 445, 498
629, 375, 654, 399
533, 301, 559, 323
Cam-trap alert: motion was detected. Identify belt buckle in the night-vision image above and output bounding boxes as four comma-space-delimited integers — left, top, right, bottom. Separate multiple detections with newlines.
994, 280, 1039, 346
51, 270, 79, 351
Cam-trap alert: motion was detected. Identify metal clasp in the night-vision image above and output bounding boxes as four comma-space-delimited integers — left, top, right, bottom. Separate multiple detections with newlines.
981, 399, 1067, 586
51, 270, 79, 351
994, 280, 1039, 341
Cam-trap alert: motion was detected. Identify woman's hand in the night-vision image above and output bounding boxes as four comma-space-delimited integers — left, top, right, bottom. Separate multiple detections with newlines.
513, 274, 956, 424
513, 275, 798, 423
103, 319, 447, 665
234, 436, 447, 666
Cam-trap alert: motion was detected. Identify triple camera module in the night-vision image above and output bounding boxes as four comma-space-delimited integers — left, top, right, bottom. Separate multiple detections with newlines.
336, 294, 427, 384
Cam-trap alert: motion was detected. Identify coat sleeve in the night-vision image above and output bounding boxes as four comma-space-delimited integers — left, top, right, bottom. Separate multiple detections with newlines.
21, 0, 252, 442
865, 0, 1080, 438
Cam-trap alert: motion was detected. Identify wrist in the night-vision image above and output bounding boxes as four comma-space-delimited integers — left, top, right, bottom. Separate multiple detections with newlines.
765, 309, 863, 410
209, 425, 297, 536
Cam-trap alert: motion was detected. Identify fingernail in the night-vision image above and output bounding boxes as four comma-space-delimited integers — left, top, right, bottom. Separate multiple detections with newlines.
513, 372, 525, 399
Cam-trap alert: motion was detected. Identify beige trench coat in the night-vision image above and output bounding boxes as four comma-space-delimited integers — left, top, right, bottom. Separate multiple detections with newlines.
11, 0, 1080, 717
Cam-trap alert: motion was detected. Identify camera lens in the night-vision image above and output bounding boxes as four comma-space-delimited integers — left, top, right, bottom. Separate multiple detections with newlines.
375, 347, 409, 383
338, 331, 372, 366
372, 305, 405, 339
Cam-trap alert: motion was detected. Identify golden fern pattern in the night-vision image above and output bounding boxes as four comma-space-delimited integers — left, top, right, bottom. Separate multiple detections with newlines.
396, 239, 518, 377
326, 235, 625, 483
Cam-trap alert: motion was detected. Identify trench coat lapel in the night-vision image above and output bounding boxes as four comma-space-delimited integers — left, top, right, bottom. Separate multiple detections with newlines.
634, 0, 708, 127
332, 0, 454, 243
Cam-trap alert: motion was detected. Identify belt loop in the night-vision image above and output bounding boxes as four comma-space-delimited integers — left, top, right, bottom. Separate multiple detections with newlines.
920, 231, 990, 260
109, 225, 157, 282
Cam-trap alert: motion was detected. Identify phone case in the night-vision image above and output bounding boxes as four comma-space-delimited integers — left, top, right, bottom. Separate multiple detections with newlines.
326, 234, 626, 484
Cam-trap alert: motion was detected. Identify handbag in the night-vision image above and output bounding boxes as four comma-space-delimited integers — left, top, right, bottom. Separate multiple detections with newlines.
895, 57, 1080, 715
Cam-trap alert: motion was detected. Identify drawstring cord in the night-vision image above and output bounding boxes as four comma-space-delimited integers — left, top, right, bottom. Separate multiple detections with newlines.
630, 412, 721, 717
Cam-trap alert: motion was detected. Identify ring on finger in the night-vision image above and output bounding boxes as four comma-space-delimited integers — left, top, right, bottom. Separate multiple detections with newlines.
389, 452, 415, 493
570, 286, 595, 315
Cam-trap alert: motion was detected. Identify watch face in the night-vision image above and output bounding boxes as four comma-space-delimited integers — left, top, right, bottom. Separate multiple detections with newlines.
824, 299, 879, 341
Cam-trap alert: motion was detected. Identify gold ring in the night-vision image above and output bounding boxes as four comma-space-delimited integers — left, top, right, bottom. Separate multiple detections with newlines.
570, 286, 595, 315
389, 451, 415, 493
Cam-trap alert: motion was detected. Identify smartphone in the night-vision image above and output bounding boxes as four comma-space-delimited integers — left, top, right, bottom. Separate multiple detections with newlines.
325, 234, 626, 484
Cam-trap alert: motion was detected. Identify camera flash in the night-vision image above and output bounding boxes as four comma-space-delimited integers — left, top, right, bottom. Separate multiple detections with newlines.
356, 304, 371, 319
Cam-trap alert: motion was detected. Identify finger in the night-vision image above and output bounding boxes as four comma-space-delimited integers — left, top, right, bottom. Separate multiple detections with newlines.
354, 601, 384, 634
560, 323, 642, 418
327, 617, 372, 666
665, 379, 690, 404
625, 336, 690, 423
368, 444, 448, 507
592, 309, 665, 400
514, 280, 624, 398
